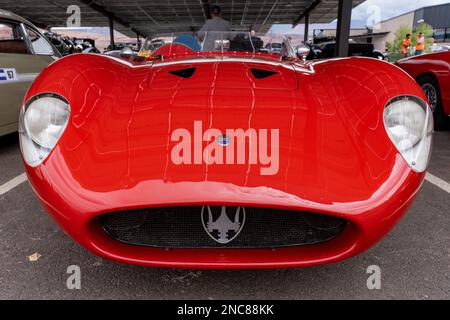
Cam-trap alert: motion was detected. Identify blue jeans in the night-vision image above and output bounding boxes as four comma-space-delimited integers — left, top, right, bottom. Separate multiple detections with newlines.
415, 50, 423, 55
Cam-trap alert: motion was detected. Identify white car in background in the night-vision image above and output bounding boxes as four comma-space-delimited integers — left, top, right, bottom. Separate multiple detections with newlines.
431, 43, 450, 52
0, 9, 60, 136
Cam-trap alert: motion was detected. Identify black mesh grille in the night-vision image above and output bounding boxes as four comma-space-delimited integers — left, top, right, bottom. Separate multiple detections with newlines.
98, 206, 347, 249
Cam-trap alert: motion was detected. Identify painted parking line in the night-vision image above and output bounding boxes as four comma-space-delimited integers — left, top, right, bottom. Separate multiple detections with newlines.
425, 172, 450, 194
0, 172, 449, 197
0, 173, 27, 196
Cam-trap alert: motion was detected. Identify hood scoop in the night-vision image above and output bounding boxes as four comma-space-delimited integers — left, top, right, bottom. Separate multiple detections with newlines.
250, 68, 278, 79
149, 62, 298, 90
169, 67, 196, 78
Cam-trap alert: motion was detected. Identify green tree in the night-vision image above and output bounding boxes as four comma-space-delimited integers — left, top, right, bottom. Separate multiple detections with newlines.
386, 25, 412, 54
386, 23, 434, 62
385, 25, 411, 62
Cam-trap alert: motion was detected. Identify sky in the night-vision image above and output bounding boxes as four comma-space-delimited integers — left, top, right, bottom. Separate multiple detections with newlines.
270, 0, 450, 33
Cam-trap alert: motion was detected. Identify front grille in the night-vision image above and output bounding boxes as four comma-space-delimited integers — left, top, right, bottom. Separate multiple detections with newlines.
98, 206, 347, 249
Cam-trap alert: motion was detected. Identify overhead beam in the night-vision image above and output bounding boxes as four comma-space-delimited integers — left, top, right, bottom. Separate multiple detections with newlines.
28, 19, 51, 30
0, 0, 364, 39
78, 0, 129, 27
241, 0, 250, 26
293, 0, 321, 27
335, 0, 352, 57
304, 13, 310, 42
260, 0, 279, 28
78, 0, 146, 37
109, 13, 115, 49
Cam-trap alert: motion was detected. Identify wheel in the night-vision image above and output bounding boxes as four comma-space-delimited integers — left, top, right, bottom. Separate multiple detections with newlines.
417, 75, 449, 130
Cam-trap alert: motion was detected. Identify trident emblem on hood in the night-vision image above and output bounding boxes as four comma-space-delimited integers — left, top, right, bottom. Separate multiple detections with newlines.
201, 206, 246, 244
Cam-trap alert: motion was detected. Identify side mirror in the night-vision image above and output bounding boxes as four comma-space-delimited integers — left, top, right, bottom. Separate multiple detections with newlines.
120, 46, 133, 58
296, 44, 311, 61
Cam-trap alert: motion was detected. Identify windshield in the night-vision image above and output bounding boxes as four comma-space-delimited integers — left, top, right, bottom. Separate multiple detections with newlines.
141, 32, 296, 58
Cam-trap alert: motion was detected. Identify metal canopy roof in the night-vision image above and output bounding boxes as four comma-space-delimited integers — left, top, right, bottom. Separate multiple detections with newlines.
0, 0, 364, 37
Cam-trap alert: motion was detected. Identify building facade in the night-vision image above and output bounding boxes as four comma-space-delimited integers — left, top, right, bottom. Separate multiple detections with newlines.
370, 3, 450, 52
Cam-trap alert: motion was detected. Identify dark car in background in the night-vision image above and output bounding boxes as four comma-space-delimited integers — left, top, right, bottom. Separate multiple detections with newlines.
310, 41, 385, 60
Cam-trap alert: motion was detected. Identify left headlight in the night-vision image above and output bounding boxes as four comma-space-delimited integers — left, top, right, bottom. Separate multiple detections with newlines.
19, 93, 70, 167
383, 96, 433, 172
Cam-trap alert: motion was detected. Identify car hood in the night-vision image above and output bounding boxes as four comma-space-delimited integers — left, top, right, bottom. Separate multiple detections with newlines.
27, 54, 424, 214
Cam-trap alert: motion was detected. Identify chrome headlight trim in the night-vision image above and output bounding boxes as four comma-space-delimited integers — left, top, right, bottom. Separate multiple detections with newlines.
383, 95, 433, 173
19, 92, 70, 167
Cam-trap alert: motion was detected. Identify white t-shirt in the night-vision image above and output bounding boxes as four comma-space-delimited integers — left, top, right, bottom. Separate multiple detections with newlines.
199, 16, 232, 32
199, 17, 232, 51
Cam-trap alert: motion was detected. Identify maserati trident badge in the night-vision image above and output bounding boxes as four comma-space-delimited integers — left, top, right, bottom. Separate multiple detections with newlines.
216, 134, 231, 146
201, 206, 246, 244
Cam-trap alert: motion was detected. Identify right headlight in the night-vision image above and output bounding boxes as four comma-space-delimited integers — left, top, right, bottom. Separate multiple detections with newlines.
383, 96, 433, 172
19, 93, 70, 167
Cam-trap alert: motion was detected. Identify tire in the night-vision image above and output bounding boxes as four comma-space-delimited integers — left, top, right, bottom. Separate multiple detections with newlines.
417, 75, 449, 130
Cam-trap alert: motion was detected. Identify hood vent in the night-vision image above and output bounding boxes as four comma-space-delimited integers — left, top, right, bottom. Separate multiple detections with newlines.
250, 68, 278, 79
169, 67, 196, 78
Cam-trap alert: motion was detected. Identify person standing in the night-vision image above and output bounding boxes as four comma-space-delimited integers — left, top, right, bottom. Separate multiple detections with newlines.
199, 5, 232, 33
415, 32, 425, 55
199, 5, 232, 51
401, 34, 412, 58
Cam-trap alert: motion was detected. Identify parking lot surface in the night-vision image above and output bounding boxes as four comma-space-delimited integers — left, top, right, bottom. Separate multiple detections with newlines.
0, 131, 449, 299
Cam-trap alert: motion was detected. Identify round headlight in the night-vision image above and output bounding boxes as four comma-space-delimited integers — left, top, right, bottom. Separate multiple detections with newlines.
24, 96, 70, 149
383, 96, 433, 172
19, 93, 70, 167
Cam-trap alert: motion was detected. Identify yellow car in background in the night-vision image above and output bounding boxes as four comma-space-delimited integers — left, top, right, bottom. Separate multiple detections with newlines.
0, 9, 60, 136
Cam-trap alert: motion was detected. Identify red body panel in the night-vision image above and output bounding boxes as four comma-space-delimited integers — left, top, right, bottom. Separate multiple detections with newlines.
22, 53, 427, 268
396, 51, 450, 115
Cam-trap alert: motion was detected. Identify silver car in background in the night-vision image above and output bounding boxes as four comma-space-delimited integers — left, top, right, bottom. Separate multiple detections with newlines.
0, 9, 60, 136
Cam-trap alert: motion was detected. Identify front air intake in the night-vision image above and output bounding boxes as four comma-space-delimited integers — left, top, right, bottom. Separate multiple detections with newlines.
98, 206, 347, 249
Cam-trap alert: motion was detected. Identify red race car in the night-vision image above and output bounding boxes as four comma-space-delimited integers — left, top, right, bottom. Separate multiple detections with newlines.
396, 51, 450, 129
19, 32, 433, 269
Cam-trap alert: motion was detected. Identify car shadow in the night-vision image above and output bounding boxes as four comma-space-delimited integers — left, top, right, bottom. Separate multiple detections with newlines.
0, 132, 19, 150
